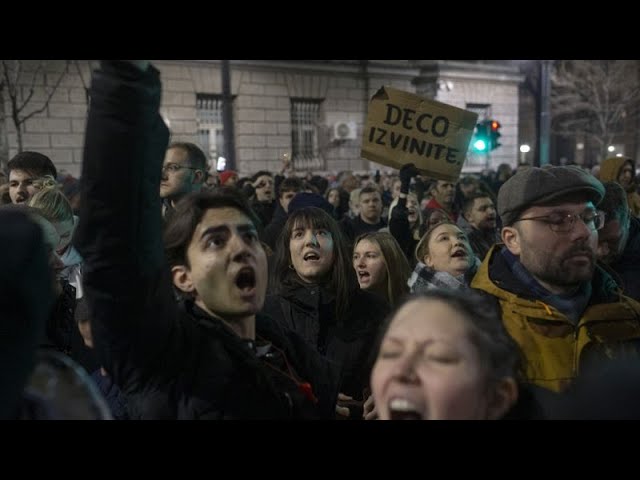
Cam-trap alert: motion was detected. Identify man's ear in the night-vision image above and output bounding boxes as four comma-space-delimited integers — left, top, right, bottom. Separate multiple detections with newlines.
501, 226, 521, 256
172, 265, 195, 294
193, 170, 205, 185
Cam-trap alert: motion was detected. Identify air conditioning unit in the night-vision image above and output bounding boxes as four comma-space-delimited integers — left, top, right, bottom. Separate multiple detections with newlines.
332, 121, 357, 141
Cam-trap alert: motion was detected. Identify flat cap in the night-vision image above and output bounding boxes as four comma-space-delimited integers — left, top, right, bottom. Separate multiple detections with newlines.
497, 165, 605, 226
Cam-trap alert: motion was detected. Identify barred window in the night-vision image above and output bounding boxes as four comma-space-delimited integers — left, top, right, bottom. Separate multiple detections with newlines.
291, 98, 323, 170
197, 94, 226, 163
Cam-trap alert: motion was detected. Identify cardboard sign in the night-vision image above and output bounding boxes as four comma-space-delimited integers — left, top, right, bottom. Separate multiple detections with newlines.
361, 86, 478, 182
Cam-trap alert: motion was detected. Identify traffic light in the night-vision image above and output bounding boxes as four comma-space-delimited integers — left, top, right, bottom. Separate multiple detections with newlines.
489, 120, 502, 151
472, 121, 489, 153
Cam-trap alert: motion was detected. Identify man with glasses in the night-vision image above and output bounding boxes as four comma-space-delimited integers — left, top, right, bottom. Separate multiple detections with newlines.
472, 166, 640, 392
160, 142, 207, 222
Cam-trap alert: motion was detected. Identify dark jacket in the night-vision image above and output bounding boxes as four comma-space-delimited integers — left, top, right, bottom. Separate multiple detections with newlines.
91, 370, 129, 420
262, 203, 288, 251
610, 216, 640, 301
340, 215, 387, 247
0, 209, 53, 419
389, 196, 418, 265
263, 278, 389, 401
75, 61, 338, 419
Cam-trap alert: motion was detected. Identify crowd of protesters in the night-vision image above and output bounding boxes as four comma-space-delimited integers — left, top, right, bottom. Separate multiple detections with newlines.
3, 60, 640, 419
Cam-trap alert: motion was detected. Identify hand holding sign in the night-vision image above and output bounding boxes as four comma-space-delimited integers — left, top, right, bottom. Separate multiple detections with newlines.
361, 86, 478, 183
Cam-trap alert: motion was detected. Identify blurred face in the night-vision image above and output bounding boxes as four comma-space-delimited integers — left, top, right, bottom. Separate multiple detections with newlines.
392, 179, 402, 199
427, 209, 449, 229
225, 175, 238, 187
597, 217, 629, 264
359, 191, 382, 224
55, 217, 75, 255
371, 299, 495, 420
78, 321, 93, 348
407, 195, 419, 225
466, 197, 496, 231
327, 189, 340, 208
424, 224, 472, 276
290, 223, 334, 283
619, 162, 635, 188
353, 239, 387, 294
255, 175, 274, 202
433, 181, 455, 207
459, 182, 477, 198
32, 215, 64, 291
342, 175, 359, 193
160, 147, 201, 201
508, 201, 598, 292
182, 207, 267, 320
9, 169, 40, 204
280, 190, 297, 213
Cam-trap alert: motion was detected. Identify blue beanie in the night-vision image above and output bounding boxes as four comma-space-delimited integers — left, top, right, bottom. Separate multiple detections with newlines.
288, 192, 334, 216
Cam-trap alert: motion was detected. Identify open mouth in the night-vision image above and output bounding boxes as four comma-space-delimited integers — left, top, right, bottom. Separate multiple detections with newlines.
303, 252, 320, 262
357, 270, 370, 281
235, 267, 256, 291
451, 249, 467, 258
388, 398, 423, 420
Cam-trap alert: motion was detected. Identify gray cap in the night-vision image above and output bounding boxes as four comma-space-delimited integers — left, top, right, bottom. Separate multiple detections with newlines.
497, 165, 605, 226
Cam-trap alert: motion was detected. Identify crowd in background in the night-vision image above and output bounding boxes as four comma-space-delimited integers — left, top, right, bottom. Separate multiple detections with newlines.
3, 60, 640, 420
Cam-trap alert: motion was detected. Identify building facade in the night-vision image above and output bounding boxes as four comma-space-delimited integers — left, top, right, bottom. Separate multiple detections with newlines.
0, 60, 522, 178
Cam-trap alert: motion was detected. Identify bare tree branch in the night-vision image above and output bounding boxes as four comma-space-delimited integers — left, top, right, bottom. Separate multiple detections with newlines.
20, 61, 69, 124
0, 60, 69, 152
551, 60, 640, 158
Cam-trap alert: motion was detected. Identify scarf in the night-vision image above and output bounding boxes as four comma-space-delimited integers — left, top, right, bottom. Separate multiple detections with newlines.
500, 248, 591, 323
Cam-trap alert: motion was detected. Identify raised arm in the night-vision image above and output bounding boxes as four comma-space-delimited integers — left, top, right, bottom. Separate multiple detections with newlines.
75, 61, 175, 387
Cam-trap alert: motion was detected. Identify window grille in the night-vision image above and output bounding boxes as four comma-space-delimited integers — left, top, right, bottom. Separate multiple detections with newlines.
291, 98, 323, 170
197, 94, 226, 162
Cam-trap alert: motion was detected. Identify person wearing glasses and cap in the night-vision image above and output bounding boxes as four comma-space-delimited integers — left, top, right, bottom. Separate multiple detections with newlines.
471, 165, 640, 394
160, 142, 207, 222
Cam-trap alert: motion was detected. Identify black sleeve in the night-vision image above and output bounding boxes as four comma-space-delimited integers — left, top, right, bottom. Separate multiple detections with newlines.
75, 61, 179, 391
262, 212, 287, 251
274, 174, 284, 197
242, 182, 255, 199
389, 197, 413, 262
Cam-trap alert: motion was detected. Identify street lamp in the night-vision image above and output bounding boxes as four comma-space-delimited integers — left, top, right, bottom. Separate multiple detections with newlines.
519, 144, 531, 164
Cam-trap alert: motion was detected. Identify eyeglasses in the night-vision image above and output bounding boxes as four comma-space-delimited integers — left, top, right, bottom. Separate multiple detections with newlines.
162, 163, 200, 174
514, 210, 606, 233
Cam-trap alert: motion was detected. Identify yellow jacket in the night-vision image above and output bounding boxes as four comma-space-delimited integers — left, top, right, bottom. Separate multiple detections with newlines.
472, 246, 640, 392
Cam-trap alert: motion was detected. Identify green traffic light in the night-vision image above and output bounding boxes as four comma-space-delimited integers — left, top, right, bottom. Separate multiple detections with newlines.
473, 139, 487, 151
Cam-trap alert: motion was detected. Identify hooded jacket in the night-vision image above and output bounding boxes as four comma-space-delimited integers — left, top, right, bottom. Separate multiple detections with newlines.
472, 245, 640, 392
599, 157, 640, 217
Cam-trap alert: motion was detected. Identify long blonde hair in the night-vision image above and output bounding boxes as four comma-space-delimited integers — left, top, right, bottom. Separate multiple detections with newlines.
28, 175, 73, 225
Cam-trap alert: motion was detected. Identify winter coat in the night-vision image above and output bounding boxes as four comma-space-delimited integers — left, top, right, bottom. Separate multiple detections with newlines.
609, 216, 640, 301
75, 61, 339, 419
472, 245, 640, 392
0, 209, 54, 418
263, 278, 389, 401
